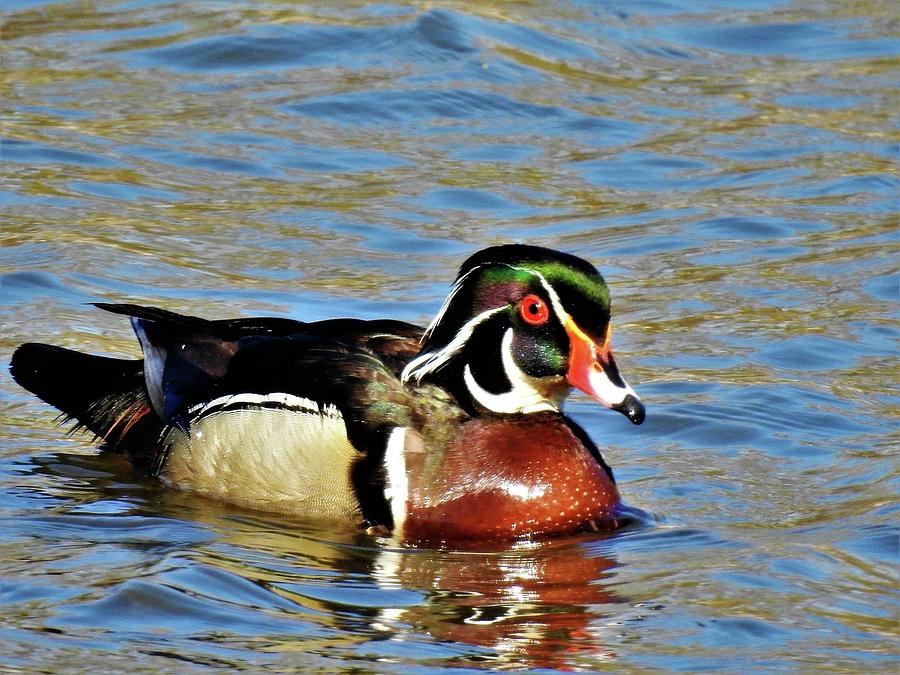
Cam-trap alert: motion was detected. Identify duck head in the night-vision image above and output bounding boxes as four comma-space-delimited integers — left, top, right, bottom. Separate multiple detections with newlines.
401, 244, 645, 423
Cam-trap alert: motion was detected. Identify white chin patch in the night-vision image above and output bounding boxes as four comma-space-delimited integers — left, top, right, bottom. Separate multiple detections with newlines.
463, 329, 559, 415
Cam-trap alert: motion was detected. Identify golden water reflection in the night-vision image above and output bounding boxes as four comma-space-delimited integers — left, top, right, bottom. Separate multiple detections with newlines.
169, 495, 624, 669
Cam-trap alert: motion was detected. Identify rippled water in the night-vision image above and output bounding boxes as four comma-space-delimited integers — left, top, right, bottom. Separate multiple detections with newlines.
2, 1, 898, 671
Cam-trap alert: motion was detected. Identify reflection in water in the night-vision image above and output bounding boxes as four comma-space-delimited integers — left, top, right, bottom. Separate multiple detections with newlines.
189, 502, 626, 670
369, 541, 621, 667
18, 450, 636, 668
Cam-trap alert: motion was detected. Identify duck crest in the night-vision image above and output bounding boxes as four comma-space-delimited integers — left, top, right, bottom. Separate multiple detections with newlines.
10, 244, 645, 544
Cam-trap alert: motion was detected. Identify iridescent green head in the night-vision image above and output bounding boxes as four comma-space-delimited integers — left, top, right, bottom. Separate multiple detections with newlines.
402, 244, 644, 423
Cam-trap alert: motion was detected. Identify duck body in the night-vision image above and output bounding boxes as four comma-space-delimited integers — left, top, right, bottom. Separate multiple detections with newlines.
401, 413, 620, 542
11, 245, 643, 545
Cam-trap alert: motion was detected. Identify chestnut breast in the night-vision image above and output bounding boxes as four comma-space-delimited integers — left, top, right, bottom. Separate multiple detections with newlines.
402, 413, 620, 543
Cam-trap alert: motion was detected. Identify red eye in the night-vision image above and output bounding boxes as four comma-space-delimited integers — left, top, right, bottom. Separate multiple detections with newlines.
519, 294, 550, 326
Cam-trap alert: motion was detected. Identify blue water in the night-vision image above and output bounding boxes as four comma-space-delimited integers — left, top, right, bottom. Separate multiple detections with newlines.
1, 1, 898, 671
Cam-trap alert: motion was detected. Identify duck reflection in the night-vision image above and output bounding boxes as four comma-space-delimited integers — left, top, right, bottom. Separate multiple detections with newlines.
369, 538, 622, 666
24, 453, 628, 669
153, 493, 626, 669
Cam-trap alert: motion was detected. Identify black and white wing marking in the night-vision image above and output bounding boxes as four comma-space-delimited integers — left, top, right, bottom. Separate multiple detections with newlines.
159, 392, 364, 519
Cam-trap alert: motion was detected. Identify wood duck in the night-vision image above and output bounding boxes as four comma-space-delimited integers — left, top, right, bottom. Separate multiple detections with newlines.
10, 244, 645, 544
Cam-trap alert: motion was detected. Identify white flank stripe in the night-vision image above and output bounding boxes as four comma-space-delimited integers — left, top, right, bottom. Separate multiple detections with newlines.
158, 389, 364, 519
383, 427, 408, 533
189, 392, 342, 419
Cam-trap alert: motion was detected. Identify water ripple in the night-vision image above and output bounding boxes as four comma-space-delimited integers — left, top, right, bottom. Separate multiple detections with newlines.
2, 0, 897, 671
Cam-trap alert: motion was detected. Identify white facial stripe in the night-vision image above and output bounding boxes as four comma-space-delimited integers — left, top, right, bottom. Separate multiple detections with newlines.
420, 265, 485, 341
515, 266, 630, 401
406, 262, 589, 391
382, 427, 408, 533
463, 328, 559, 414
401, 305, 505, 383
508, 265, 572, 327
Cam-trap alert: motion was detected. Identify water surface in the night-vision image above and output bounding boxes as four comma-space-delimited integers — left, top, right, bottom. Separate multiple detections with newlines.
2, 0, 898, 671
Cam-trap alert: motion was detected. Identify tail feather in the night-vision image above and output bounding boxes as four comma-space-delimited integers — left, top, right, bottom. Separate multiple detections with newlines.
10, 343, 163, 467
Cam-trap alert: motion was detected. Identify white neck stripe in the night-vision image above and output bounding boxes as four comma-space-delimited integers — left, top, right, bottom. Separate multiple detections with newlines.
463, 328, 559, 414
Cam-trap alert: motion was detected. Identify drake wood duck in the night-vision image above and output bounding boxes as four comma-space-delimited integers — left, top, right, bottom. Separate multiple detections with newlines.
11, 245, 645, 544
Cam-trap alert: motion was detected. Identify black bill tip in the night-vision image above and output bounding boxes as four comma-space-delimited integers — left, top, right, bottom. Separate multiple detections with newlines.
614, 394, 645, 425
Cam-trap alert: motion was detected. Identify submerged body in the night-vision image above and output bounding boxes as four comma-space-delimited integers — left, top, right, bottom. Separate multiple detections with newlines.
11, 245, 643, 545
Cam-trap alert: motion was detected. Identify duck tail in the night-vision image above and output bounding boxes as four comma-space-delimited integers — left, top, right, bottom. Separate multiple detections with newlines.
10, 343, 162, 467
